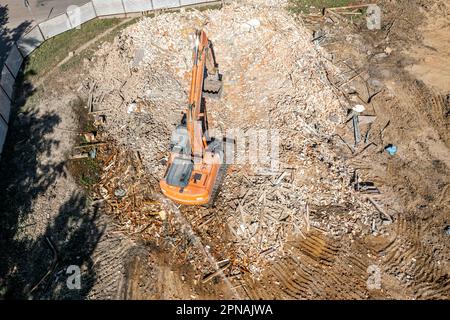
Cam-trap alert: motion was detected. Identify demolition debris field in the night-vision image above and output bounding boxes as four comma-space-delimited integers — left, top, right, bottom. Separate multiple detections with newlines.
0, 0, 449, 299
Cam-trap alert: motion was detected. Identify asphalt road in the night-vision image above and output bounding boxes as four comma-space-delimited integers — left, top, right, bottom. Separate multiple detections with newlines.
1, 0, 89, 64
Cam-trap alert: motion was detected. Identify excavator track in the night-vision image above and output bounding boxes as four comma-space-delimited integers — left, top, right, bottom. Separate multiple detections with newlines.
235, 229, 373, 299
207, 162, 227, 207
206, 138, 233, 206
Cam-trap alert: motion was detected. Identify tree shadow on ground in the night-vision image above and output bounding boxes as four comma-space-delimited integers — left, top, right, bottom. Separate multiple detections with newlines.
4, 192, 105, 299
0, 53, 104, 300
0, 4, 33, 66
0, 4, 122, 299
0, 103, 105, 299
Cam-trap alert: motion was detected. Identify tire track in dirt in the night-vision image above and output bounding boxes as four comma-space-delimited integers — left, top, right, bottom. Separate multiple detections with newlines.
379, 216, 450, 300
86, 215, 136, 299
238, 229, 373, 299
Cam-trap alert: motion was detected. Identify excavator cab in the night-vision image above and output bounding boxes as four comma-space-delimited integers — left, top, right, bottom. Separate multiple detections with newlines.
165, 157, 193, 188
159, 30, 225, 205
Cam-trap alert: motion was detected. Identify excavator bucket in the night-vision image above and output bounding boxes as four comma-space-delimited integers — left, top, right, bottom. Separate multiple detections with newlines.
203, 73, 223, 98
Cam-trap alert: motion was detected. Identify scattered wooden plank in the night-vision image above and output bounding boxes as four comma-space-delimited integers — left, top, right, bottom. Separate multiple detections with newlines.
367, 197, 393, 222
29, 236, 58, 294
353, 114, 361, 146
305, 203, 310, 232
74, 142, 107, 149
201, 263, 231, 284
70, 153, 89, 160
328, 4, 376, 11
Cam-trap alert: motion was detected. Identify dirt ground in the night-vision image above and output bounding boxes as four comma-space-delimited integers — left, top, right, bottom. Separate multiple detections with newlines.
234, 0, 450, 299
247, 0, 449, 299
0, 0, 448, 300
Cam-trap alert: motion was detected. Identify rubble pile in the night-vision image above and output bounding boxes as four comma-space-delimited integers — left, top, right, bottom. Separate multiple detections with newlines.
89, 43, 188, 177
86, 0, 379, 272
95, 148, 166, 234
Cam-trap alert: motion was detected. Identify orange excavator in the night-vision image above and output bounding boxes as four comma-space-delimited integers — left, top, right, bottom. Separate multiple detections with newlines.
159, 30, 226, 205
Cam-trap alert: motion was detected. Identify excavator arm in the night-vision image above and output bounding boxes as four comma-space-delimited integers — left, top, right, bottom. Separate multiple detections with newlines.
186, 30, 222, 158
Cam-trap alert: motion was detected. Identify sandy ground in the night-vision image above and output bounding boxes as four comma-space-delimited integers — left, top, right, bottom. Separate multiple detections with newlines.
405, 3, 450, 94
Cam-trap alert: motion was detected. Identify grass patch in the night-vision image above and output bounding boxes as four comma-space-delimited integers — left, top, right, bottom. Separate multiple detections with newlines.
287, 0, 356, 14
68, 157, 102, 188
65, 96, 102, 189
24, 18, 122, 78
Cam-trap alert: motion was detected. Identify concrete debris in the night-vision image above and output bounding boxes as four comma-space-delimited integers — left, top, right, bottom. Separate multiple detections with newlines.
241, 18, 261, 32
352, 104, 366, 113
127, 102, 138, 114
358, 115, 377, 125
85, 0, 381, 273
114, 187, 127, 198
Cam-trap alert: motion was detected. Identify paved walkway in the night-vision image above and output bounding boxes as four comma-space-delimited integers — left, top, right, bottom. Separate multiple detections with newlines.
5, 0, 89, 29
1, 0, 88, 64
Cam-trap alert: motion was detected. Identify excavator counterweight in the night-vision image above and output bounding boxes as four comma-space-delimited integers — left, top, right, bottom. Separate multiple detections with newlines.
159, 30, 225, 206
